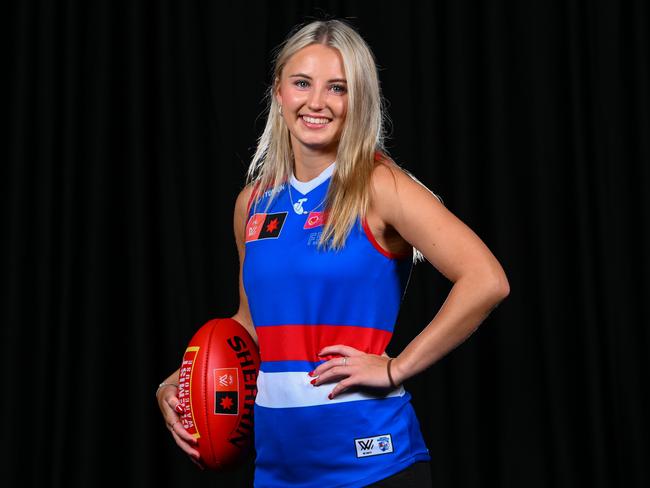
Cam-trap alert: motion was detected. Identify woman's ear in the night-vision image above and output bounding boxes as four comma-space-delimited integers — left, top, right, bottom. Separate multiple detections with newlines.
274, 76, 282, 106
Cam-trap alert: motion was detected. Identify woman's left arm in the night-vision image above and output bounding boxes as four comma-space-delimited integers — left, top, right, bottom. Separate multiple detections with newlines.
313, 164, 510, 397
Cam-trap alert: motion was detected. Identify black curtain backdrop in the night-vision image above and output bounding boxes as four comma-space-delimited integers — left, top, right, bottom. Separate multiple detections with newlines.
4, 1, 649, 487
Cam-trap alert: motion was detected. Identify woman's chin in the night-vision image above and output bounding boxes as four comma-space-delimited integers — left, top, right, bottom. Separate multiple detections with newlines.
293, 134, 341, 153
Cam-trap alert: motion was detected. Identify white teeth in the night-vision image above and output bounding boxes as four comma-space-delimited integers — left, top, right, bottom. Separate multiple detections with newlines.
302, 116, 330, 124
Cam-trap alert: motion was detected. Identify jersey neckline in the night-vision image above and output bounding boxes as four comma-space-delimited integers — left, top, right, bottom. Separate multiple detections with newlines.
289, 162, 335, 195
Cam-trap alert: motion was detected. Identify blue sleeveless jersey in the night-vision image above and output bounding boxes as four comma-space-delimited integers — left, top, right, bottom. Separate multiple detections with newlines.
243, 171, 430, 488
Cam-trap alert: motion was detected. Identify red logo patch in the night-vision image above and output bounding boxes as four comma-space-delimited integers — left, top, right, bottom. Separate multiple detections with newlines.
246, 212, 287, 242
304, 211, 327, 229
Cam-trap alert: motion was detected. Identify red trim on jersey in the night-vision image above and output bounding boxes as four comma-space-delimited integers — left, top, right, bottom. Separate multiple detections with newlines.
256, 324, 393, 362
362, 218, 411, 260
246, 183, 261, 217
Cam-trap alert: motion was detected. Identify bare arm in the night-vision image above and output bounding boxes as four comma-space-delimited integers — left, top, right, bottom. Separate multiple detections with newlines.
314, 164, 509, 396
373, 164, 510, 383
155, 184, 257, 462
230, 184, 257, 343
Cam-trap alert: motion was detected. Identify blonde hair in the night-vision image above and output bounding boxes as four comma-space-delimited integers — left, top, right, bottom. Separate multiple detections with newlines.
246, 19, 390, 251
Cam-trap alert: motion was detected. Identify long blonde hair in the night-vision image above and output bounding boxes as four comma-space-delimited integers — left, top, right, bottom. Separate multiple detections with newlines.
246, 19, 388, 251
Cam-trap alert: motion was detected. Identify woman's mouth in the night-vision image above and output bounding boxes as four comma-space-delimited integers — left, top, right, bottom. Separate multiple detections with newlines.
300, 115, 331, 128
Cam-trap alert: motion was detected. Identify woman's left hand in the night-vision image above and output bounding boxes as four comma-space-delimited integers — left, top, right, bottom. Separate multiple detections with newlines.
309, 345, 399, 399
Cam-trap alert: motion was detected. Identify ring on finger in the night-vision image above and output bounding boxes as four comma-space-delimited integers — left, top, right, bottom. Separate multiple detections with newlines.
342, 357, 347, 366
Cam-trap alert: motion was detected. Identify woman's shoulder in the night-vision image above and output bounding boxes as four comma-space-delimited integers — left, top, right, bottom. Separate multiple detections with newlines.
233, 184, 258, 242
368, 157, 444, 233
365, 158, 416, 257
370, 157, 443, 211
369, 158, 415, 218
235, 184, 256, 215
370, 158, 402, 192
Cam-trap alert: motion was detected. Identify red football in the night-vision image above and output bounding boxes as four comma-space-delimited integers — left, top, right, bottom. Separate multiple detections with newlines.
177, 318, 260, 471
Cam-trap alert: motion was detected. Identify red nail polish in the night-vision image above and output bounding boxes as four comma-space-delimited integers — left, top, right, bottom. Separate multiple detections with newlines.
308, 371, 314, 377
310, 379, 317, 385
328, 393, 333, 400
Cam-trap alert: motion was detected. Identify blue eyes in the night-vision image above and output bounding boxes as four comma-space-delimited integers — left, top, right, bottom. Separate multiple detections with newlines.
293, 80, 347, 94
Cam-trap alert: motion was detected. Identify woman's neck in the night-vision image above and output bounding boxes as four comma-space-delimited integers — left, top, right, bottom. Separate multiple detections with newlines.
292, 146, 337, 182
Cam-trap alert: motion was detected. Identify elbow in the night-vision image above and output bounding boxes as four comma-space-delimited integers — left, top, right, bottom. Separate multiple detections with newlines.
468, 266, 509, 305
457, 267, 510, 305
490, 271, 510, 304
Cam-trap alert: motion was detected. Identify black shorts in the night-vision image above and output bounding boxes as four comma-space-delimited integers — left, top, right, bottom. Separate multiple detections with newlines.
364, 461, 432, 487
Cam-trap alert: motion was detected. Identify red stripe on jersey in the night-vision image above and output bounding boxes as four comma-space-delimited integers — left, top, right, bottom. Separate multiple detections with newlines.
256, 324, 393, 362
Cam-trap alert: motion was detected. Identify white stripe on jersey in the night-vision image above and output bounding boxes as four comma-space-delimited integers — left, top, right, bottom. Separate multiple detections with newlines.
255, 370, 406, 409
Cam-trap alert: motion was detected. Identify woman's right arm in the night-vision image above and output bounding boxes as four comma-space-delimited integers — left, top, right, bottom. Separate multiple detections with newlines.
229, 184, 256, 342
155, 184, 257, 465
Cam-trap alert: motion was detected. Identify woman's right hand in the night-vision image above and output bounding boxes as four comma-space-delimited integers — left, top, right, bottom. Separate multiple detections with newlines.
154, 185, 257, 471
156, 379, 204, 470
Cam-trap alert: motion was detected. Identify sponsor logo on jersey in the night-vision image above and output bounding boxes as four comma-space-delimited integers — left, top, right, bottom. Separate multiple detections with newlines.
293, 198, 308, 215
262, 184, 285, 199
354, 434, 394, 458
307, 232, 322, 246
303, 211, 327, 229
246, 212, 288, 242
214, 367, 239, 415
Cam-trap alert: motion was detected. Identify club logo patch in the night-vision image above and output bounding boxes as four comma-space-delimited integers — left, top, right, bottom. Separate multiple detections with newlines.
246, 212, 288, 242
214, 368, 239, 415
354, 434, 394, 458
303, 211, 327, 229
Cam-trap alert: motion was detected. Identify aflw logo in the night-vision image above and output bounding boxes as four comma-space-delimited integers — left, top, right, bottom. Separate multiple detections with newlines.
355, 434, 394, 458
358, 439, 374, 450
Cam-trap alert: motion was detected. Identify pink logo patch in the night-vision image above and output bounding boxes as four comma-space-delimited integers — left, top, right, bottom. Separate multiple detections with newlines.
304, 211, 327, 229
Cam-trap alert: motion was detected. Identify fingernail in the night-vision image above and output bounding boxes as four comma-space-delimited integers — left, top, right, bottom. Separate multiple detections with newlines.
328, 393, 333, 400
175, 404, 185, 414
310, 379, 317, 385
308, 371, 314, 377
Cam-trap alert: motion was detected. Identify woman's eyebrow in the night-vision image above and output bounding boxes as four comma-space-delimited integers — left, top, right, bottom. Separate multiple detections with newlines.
288, 73, 347, 83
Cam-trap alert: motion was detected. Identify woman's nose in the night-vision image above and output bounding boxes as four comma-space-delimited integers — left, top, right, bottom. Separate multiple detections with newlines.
308, 88, 325, 110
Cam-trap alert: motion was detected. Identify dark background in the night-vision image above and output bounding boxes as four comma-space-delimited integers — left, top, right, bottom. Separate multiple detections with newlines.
3, 1, 648, 487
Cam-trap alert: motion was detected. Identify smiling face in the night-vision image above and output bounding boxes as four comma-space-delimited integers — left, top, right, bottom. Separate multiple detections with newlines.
275, 44, 349, 157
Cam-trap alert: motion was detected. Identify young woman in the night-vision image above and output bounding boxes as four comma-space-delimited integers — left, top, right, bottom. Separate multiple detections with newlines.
157, 19, 509, 487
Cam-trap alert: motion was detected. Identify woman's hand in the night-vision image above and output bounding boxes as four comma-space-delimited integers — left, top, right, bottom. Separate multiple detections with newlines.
156, 383, 204, 470
309, 345, 401, 399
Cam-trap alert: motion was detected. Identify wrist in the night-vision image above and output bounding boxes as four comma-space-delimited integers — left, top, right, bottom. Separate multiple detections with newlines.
386, 358, 401, 388
156, 382, 179, 398
389, 357, 407, 386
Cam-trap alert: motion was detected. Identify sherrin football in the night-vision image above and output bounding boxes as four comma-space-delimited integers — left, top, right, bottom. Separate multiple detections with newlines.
177, 318, 260, 471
